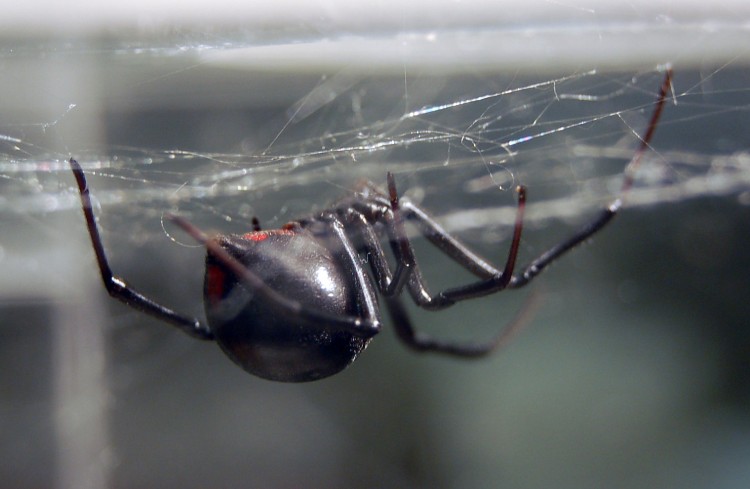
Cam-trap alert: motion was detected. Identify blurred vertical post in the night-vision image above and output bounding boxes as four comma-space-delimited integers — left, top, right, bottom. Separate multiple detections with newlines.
52, 288, 112, 489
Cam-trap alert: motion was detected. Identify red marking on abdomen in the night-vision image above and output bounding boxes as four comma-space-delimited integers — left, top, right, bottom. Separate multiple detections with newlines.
243, 231, 269, 242
206, 264, 226, 305
242, 229, 297, 242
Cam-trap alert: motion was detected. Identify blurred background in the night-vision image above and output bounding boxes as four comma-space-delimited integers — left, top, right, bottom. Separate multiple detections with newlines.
1, 1, 750, 488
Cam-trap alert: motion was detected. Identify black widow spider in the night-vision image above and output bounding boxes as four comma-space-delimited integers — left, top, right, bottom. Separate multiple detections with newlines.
69, 70, 672, 382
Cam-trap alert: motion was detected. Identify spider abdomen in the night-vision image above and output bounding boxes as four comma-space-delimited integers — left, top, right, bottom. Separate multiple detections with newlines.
204, 230, 369, 382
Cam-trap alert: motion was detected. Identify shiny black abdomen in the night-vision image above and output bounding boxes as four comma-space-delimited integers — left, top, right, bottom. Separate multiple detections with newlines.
203, 230, 369, 382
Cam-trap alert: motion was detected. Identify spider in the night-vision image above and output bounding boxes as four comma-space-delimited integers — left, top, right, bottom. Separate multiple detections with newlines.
69, 69, 672, 382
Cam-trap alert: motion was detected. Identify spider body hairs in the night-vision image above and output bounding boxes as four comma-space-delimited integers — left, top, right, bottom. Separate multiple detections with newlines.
69, 69, 673, 382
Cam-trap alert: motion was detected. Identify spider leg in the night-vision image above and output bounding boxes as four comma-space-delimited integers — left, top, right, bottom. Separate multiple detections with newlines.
509, 204, 614, 288
166, 212, 381, 339
353, 173, 520, 279
69, 158, 214, 340
346, 176, 537, 355
511, 67, 673, 288
347, 214, 388, 289
351, 173, 517, 283
400, 200, 500, 278
349, 173, 524, 309
320, 212, 384, 332
338, 208, 410, 296
385, 290, 541, 357
376, 185, 527, 310
346, 172, 436, 298
381, 172, 419, 295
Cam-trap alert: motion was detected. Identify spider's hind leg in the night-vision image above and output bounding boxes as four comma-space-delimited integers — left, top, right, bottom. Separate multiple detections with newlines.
385, 292, 540, 357
68, 158, 214, 340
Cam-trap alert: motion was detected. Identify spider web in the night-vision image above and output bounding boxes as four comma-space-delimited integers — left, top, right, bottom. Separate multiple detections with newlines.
0, 48, 748, 246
